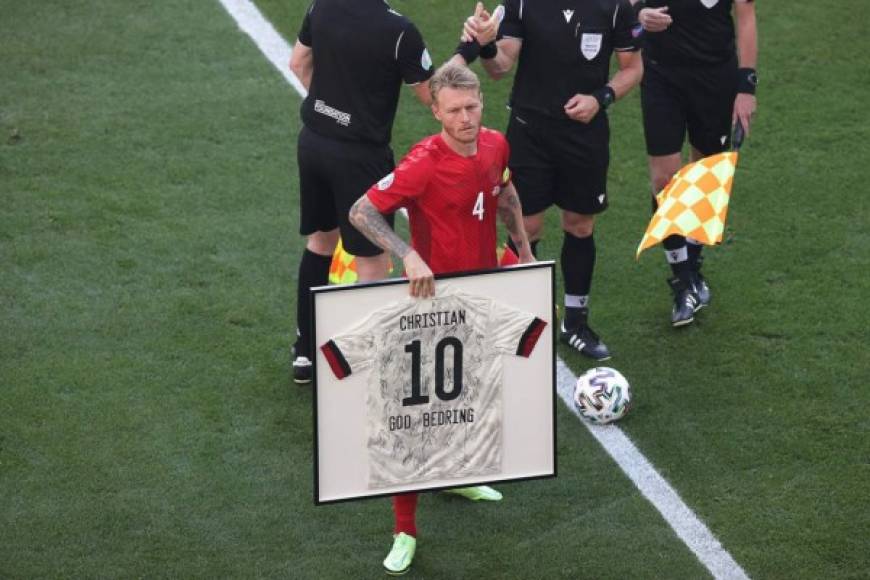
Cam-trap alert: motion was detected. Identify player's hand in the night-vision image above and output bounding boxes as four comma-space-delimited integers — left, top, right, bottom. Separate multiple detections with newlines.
517, 246, 536, 264
732, 93, 756, 139
564, 94, 600, 123
639, 7, 672, 32
403, 250, 435, 298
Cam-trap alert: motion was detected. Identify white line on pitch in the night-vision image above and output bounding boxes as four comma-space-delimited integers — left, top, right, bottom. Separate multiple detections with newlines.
216, 0, 307, 96
216, 2, 750, 578
555, 360, 750, 580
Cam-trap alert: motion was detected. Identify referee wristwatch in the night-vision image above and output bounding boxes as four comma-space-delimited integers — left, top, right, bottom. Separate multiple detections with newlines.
592, 86, 616, 110
738, 68, 757, 95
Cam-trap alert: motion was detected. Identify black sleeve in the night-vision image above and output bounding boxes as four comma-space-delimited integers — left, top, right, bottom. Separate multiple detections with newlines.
396, 21, 434, 85
297, 2, 314, 46
614, 0, 642, 52
499, 0, 524, 39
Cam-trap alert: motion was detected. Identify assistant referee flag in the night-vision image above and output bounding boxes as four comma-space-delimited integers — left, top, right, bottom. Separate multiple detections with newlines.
637, 152, 738, 258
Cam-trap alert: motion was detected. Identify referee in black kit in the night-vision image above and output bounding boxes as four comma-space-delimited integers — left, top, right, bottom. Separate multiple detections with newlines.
635, 0, 758, 326
288, 0, 434, 383
461, 1, 643, 361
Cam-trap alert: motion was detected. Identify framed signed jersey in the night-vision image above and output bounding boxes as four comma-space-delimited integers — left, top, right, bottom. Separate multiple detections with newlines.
312, 263, 555, 504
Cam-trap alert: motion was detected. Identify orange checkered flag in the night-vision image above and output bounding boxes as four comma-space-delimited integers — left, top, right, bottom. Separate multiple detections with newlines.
329, 238, 358, 284
636, 151, 739, 259
328, 238, 394, 284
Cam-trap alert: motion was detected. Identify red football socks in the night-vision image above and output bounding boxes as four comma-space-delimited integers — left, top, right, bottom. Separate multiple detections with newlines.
392, 493, 419, 537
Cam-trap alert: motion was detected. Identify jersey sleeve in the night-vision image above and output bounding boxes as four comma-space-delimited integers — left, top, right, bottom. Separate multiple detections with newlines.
366, 144, 434, 214
498, 135, 512, 188
488, 298, 547, 358
320, 311, 379, 380
396, 21, 434, 85
297, 2, 314, 47
499, 0, 524, 39
614, 0, 642, 52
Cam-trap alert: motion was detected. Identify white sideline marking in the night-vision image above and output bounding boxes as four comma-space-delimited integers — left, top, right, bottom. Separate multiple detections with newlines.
556, 360, 750, 580
217, 0, 308, 97
217, 2, 750, 578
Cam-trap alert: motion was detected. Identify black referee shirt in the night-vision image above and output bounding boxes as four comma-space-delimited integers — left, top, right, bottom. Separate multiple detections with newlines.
297, 0, 433, 146
642, 0, 752, 66
500, 0, 640, 119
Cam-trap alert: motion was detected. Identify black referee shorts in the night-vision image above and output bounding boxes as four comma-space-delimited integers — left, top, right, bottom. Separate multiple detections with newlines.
641, 57, 739, 157
506, 109, 610, 216
297, 126, 394, 257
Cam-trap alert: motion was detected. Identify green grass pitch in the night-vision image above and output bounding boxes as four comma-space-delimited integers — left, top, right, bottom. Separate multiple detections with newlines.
1, 0, 868, 577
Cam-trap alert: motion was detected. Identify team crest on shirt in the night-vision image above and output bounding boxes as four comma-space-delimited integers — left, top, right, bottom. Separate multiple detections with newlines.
700, 0, 720, 8
580, 33, 603, 61
377, 172, 395, 190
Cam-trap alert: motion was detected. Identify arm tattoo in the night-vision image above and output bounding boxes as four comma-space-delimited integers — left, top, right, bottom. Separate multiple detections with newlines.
497, 188, 526, 247
349, 197, 413, 259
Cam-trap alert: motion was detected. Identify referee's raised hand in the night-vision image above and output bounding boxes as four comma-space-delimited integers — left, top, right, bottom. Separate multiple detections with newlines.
462, 2, 502, 46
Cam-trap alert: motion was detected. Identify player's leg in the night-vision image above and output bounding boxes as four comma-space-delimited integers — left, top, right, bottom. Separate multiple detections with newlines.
684, 58, 739, 310
294, 128, 340, 383
384, 493, 418, 575
641, 61, 699, 326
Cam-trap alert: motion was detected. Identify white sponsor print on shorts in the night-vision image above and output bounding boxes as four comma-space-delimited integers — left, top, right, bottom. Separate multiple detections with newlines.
421, 48, 432, 70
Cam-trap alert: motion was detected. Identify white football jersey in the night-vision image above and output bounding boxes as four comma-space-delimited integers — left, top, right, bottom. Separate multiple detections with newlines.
321, 285, 546, 489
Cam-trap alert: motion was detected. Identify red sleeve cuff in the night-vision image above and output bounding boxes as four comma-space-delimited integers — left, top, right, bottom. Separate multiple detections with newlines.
366, 191, 399, 215
321, 340, 352, 379
516, 318, 547, 358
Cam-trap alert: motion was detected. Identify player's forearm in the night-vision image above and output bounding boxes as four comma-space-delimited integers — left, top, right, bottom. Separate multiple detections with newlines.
349, 196, 414, 259
497, 186, 530, 251
735, 3, 758, 68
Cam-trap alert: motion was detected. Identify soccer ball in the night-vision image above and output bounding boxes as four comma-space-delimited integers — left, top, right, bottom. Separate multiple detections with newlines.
572, 367, 632, 424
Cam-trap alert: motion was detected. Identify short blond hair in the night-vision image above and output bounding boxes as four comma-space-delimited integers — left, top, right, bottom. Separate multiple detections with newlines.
429, 63, 481, 103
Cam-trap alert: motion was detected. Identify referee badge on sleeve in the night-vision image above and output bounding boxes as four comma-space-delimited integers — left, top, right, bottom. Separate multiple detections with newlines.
580, 33, 602, 61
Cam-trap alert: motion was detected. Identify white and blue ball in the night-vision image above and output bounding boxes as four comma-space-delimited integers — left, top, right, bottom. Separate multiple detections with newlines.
573, 367, 632, 424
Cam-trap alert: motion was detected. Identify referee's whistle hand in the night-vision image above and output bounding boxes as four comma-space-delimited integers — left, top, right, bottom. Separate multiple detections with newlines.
639, 7, 672, 32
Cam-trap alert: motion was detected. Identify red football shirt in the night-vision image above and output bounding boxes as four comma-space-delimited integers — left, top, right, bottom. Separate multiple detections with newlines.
366, 128, 511, 275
